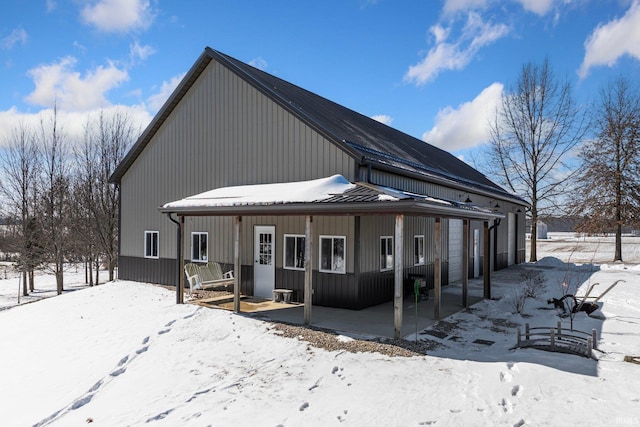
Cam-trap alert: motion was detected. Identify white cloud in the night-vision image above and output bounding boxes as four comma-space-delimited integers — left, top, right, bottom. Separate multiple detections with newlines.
422, 82, 503, 151
0, 105, 152, 149
24, 56, 129, 111
371, 114, 393, 126
249, 57, 268, 70
130, 41, 155, 63
443, 0, 489, 15
514, 0, 554, 16
2, 28, 28, 50
46, 0, 57, 12
578, 0, 640, 78
81, 0, 155, 33
404, 12, 509, 85
146, 73, 186, 113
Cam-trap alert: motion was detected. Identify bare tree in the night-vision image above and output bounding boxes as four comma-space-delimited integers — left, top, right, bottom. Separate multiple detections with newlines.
0, 123, 43, 295
76, 109, 137, 282
489, 58, 588, 262
37, 105, 72, 295
570, 76, 640, 261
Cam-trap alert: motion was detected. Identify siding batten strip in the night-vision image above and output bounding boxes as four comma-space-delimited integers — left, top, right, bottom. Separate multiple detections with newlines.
394, 214, 404, 339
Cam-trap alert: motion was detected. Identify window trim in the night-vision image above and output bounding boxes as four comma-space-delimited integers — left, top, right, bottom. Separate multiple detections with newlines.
414, 235, 425, 266
283, 234, 306, 271
319, 235, 346, 274
144, 230, 159, 259
380, 235, 394, 271
191, 231, 208, 262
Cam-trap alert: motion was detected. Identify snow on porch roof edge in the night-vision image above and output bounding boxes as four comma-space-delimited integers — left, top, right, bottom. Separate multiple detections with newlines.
159, 174, 505, 221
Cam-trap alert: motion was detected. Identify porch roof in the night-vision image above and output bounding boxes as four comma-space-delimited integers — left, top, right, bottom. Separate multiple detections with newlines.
159, 175, 504, 221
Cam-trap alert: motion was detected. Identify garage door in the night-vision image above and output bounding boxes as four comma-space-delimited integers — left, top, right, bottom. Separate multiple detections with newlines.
449, 219, 463, 283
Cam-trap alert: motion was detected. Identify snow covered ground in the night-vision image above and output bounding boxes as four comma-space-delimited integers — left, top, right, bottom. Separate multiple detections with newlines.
1, 233, 639, 426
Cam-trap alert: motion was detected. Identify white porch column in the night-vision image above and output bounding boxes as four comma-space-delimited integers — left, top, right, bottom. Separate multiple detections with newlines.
483, 220, 491, 299
394, 214, 404, 339
304, 215, 313, 325
234, 216, 242, 313
462, 219, 469, 307
434, 217, 442, 320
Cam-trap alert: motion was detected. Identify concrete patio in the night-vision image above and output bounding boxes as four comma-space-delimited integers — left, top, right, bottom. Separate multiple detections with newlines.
245, 275, 490, 340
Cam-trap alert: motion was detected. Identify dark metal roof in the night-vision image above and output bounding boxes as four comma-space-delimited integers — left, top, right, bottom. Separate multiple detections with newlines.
111, 47, 525, 206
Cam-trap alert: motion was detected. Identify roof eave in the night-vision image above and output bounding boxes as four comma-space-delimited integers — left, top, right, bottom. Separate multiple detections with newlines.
159, 200, 505, 221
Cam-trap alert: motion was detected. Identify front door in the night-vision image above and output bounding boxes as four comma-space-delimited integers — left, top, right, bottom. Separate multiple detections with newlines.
254, 225, 275, 298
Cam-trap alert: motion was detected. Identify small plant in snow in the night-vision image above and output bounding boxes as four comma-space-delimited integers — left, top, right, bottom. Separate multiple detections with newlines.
508, 288, 528, 314
522, 270, 546, 299
507, 270, 547, 314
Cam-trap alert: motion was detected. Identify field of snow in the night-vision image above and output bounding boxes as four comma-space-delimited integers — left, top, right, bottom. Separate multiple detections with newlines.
1, 233, 639, 426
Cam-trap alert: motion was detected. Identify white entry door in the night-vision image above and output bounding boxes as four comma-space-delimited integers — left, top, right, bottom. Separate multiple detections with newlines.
254, 225, 275, 298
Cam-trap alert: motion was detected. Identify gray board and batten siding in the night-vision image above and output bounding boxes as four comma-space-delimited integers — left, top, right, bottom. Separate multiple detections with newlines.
111, 47, 528, 308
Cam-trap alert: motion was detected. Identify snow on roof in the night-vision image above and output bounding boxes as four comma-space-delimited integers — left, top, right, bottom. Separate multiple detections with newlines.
163, 174, 356, 209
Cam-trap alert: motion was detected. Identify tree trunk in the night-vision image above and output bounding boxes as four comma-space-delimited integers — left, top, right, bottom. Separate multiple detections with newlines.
22, 270, 28, 297
615, 222, 622, 262
95, 258, 100, 285
56, 259, 64, 295
29, 270, 34, 292
108, 256, 115, 282
529, 217, 537, 262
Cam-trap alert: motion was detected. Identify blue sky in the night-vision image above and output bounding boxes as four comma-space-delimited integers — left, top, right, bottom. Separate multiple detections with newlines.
2, 0, 640, 161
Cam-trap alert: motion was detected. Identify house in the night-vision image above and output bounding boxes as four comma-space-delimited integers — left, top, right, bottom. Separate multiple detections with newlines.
110, 47, 528, 336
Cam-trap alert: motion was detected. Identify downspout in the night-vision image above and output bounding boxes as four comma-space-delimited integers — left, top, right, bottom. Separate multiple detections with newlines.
166, 212, 183, 304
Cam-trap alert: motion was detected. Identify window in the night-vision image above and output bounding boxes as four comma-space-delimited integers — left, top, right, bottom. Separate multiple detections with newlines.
191, 232, 208, 262
414, 235, 425, 265
144, 231, 159, 259
284, 234, 305, 270
319, 235, 346, 274
380, 236, 393, 271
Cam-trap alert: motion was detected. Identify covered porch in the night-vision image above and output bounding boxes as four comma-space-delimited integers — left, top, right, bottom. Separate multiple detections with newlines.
160, 175, 504, 339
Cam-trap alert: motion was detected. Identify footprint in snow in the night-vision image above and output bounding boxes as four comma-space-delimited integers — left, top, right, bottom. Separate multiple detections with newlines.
511, 385, 523, 397
299, 402, 309, 411
500, 371, 513, 383
500, 398, 513, 414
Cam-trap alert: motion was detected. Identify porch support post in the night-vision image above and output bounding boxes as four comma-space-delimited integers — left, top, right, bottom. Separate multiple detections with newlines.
483, 220, 491, 299
234, 216, 242, 313
394, 214, 404, 339
177, 216, 184, 304
304, 215, 313, 325
434, 217, 442, 320
462, 219, 469, 307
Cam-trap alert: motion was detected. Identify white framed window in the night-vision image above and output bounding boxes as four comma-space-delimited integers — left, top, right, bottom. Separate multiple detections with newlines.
284, 234, 305, 270
380, 236, 393, 271
191, 232, 208, 262
319, 235, 346, 274
144, 230, 159, 259
414, 235, 425, 265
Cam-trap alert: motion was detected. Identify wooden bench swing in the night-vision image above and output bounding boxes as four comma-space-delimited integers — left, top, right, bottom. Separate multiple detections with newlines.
184, 262, 234, 296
